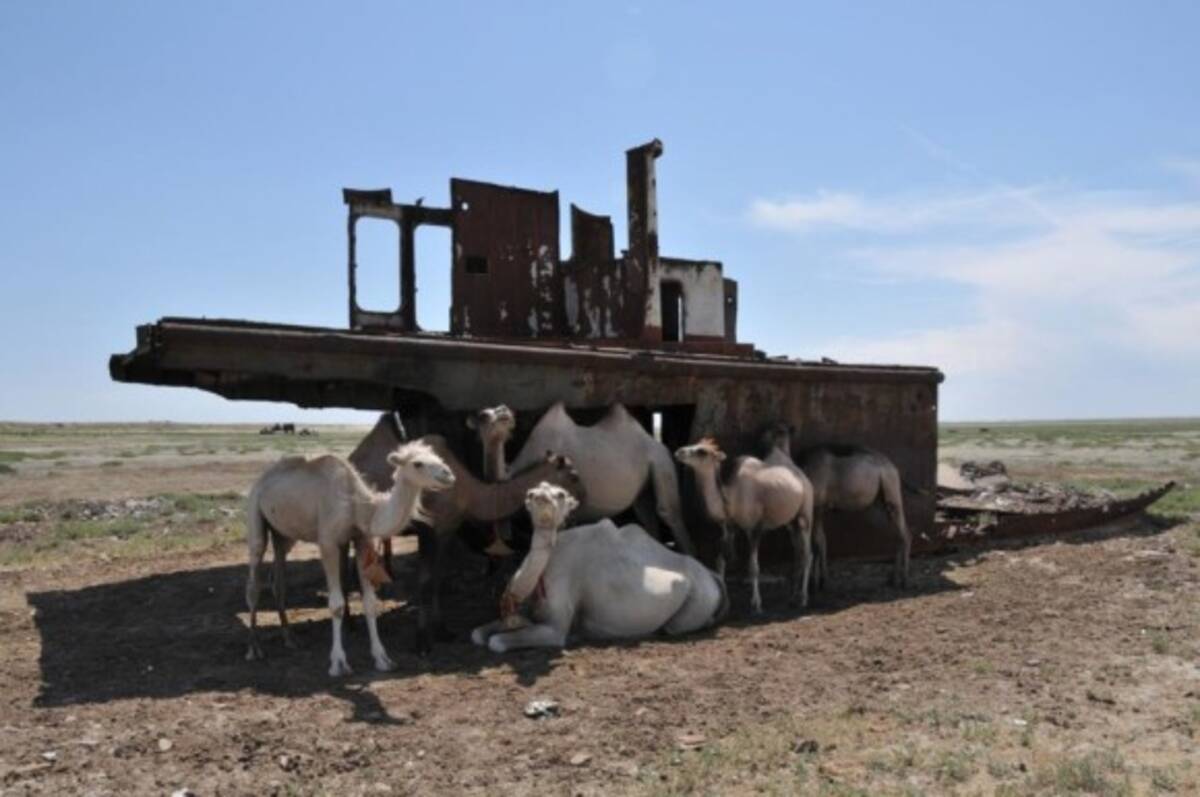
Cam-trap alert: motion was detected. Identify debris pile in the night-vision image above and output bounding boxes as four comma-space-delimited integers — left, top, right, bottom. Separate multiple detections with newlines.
930, 459, 1174, 550
939, 460, 1117, 514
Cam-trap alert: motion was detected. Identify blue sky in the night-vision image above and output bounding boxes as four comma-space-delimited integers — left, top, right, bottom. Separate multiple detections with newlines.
2, 2, 1197, 423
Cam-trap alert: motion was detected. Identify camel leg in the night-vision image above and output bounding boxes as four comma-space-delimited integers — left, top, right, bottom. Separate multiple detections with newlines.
244, 513, 268, 661
813, 513, 828, 592
651, 462, 696, 556
470, 619, 508, 647
337, 543, 358, 630
414, 524, 451, 655
319, 541, 352, 677
269, 530, 297, 649
787, 514, 813, 609
883, 488, 911, 588
354, 540, 396, 672
487, 615, 570, 653
382, 536, 396, 581
746, 527, 764, 614
716, 522, 736, 581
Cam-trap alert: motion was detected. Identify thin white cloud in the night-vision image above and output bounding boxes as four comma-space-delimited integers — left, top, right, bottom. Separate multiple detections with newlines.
747, 179, 1200, 417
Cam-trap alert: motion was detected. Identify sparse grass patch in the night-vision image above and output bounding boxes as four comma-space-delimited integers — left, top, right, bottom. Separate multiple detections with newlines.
933, 749, 976, 784
1037, 750, 1131, 796
1148, 765, 1179, 792
1149, 630, 1170, 655
0, 463, 15, 475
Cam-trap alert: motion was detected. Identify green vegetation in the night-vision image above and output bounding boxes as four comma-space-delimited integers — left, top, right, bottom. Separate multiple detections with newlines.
1036, 750, 1131, 796
0, 492, 245, 568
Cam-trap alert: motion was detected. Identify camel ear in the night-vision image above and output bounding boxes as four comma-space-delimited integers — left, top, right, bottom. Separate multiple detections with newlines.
563, 493, 580, 515
714, 450, 727, 462
465, 415, 478, 430
386, 452, 403, 467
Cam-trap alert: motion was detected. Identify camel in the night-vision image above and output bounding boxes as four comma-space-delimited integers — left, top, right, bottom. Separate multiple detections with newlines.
347, 420, 584, 653
760, 423, 829, 592
473, 402, 696, 557
675, 438, 814, 613
244, 440, 454, 676
470, 482, 727, 652
764, 423, 911, 588
466, 404, 518, 555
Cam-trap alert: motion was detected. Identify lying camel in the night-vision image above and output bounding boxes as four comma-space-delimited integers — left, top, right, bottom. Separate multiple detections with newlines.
470, 482, 726, 652
474, 402, 696, 556
244, 440, 454, 676
347, 418, 583, 653
675, 438, 814, 613
764, 422, 912, 588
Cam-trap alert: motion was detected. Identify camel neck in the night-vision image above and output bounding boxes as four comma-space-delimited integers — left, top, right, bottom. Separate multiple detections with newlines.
472, 461, 556, 523
694, 467, 729, 523
483, 438, 508, 481
365, 479, 422, 538
507, 525, 556, 603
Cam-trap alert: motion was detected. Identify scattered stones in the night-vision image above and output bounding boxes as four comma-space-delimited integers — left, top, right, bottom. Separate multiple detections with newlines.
793, 739, 820, 754
40, 751, 57, 762
569, 752, 592, 767
157, 737, 174, 752
675, 732, 706, 751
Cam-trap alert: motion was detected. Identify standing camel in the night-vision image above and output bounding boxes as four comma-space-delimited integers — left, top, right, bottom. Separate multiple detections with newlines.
764, 422, 912, 588
348, 425, 583, 653
675, 438, 814, 613
244, 440, 454, 676
473, 402, 696, 556
470, 482, 726, 652
466, 404, 518, 555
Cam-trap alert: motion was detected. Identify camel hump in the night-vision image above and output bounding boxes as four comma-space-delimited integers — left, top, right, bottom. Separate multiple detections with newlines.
598, 403, 634, 428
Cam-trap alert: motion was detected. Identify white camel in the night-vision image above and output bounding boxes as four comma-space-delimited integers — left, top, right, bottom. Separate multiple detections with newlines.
244, 440, 454, 676
675, 438, 814, 613
764, 422, 912, 588
470, 482, 727, 652
473, 402, 696, 556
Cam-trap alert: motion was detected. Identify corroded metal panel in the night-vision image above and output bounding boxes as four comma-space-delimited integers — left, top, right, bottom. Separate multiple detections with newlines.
569, 204, 613, 263
450, 179, 563, 338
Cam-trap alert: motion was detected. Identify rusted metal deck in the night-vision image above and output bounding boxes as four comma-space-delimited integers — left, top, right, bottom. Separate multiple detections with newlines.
110, 316, 944, 558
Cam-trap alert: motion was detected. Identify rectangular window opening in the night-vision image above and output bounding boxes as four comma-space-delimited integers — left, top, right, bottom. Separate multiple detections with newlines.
661, 280, 684, 342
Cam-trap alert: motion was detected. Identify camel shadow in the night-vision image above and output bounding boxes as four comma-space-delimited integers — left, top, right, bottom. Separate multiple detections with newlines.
26, 549, 545, 714
27, 514, 1172, 712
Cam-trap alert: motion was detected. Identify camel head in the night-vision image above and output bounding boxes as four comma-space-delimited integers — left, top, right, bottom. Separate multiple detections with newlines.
542, 451, 587, 507
386, 440, 456, 493
466, 404, 516, 443
524, 481, 578, 536
674, 437, 727, 470
760, 422, 794, 455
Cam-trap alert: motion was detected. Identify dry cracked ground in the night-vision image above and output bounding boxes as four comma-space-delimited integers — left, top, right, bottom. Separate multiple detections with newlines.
1, 420, 1198, 796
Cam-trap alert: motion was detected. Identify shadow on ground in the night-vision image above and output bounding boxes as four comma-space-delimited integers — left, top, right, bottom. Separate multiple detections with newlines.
27, 515, 1172, 714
